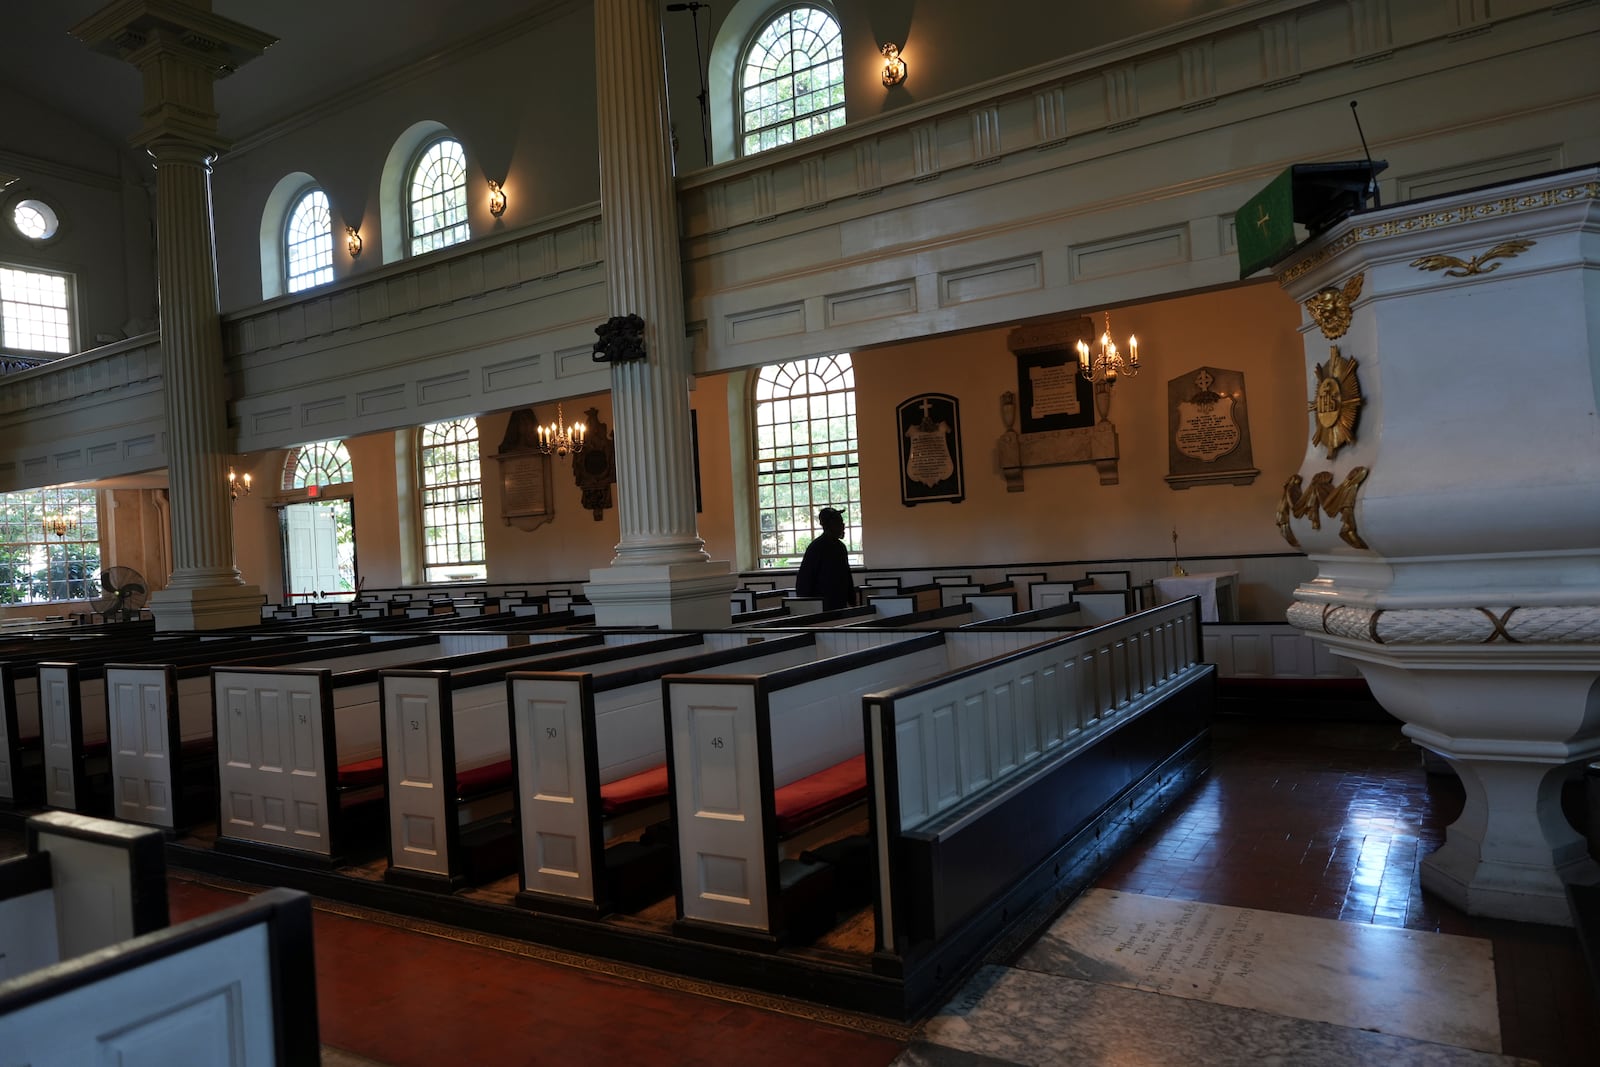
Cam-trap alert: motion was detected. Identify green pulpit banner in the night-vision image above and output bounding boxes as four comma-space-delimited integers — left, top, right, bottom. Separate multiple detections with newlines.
1236, 168, 1298, 279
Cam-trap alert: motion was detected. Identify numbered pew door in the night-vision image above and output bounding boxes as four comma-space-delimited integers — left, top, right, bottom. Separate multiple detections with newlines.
106, 667, 181, 829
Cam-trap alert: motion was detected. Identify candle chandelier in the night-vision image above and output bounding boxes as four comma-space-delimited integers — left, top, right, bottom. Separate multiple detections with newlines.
538, 402, 587, 458
1076, 311, 1140, 383
44, 513, 75, 538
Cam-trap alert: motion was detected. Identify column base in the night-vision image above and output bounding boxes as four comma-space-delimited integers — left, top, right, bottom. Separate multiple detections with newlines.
584, 560, 736, 629
148, 584, 264, 632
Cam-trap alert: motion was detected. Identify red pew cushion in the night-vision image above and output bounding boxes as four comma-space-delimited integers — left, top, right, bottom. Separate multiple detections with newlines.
600, 764, 669, 816
456, 759, 513, 800
338, 757, 385, 790
773, 754, 867, 836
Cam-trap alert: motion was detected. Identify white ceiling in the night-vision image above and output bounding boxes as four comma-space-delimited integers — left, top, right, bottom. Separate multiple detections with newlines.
1, 1, 573, 144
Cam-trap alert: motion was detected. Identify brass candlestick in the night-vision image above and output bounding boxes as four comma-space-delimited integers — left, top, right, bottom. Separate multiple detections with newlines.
1171, 528, 1187, 577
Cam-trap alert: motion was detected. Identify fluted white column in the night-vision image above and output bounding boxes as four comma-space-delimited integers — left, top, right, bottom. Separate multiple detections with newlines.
150, 139, 242, 589
596, 0, 708, 567
71, 2, 274, 630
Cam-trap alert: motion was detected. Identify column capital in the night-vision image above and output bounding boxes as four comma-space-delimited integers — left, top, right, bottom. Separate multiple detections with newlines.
70, 0, 277, 152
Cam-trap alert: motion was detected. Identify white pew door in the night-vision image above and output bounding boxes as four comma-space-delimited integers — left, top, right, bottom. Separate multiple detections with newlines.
106, 667, 178, 829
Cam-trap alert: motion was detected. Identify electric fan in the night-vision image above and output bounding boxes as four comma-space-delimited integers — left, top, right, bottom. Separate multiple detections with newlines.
92, 566, 149, 623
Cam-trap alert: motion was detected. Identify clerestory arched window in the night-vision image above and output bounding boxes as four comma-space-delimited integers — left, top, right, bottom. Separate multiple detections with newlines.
751, 353, 860, 568
284, 187, 334, 293
739, 5, 846, 157
407, 137, 470, 256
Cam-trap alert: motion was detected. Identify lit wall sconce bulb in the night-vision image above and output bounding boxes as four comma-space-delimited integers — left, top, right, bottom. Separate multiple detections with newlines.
228, 467, 253, 501
881, 42, 906, 88
345, 225, 363, 259
487, 180, 507, 218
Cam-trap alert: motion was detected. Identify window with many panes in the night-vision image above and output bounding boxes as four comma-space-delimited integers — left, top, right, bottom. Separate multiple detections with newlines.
1, 264, 72, 354
284, 188, 334, 293
0, 486, 100, 604
419, 418, 484, 582
752, 354, 860, 568
740, 5, 845, 157
408, 138, 470, 256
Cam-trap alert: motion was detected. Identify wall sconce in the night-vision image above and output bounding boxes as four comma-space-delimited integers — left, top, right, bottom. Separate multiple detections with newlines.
44, 513, 75, 538
228, 467, 253, 502
487, 180, 507, 218
881, 43, 906, 88
345, 226, 363, 259
1076, 311, 1141, 384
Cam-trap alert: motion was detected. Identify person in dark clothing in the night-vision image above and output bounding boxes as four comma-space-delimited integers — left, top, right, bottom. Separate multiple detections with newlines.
794, 506, 857, 610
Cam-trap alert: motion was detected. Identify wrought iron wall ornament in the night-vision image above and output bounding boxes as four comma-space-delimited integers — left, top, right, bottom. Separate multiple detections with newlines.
1275, 466, 1370, 549
1411, 238, 1535, 277
592, 313, 647, 362
1309, 345, 1363, 459
1303, 272, 1364, 340
572, 407, 616, 520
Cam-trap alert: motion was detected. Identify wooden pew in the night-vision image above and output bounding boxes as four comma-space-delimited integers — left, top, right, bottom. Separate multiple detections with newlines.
104, 626, 594, 831
1071, 587, 1136, 625
961, 591, 1018, 622
958, 600, 1082, 630
508, 631, 884, 915
0, 887, 319, 1066
210, 634, 705, 865
37, 631, 489, 817
865, 599, 1210, 966
9, 632, 329, 812
662, 629, 1075, 944
379, 634, 754, 889
0, 812, 168, 981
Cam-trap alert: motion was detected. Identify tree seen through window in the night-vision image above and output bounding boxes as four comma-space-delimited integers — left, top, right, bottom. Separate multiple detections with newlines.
753, 354, 860, 568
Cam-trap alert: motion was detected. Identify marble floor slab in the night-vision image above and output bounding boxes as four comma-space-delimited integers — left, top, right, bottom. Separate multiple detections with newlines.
910, 965, 1535, 1067
1015, 889, 1502, 1053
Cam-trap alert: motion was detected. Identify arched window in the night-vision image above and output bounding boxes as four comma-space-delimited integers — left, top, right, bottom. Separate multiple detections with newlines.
0, 486, 101, 604
284, 188, 333, 293
418, 418, 484, 582
752, 353, 860, 568
408, 138, 470, 256
285, 440, 354, 490
740, 5, 845, 157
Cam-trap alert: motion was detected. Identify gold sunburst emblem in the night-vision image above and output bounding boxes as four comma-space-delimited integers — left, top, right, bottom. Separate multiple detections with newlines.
1309, 345, 1362, 459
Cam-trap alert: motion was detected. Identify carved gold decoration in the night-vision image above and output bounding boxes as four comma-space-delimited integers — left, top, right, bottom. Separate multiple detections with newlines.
1277, 181, 1597, 284
1303, 273, 1363, 340
1410, 238, 1535, 277
1275, 466, 1370, 549
1309, 345, 1362, 459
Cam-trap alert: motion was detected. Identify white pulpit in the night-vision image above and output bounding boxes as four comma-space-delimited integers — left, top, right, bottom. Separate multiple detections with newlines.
1276, 166, 1600, 925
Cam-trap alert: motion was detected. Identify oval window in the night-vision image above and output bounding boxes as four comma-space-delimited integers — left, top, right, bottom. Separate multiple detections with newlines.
12, 199, 61, 240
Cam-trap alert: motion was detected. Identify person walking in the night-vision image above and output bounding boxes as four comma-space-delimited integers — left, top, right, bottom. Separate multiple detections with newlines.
794, 507, 857, 610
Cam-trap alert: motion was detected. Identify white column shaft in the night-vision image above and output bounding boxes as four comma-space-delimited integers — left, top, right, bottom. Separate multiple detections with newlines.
150, 141, 241, 588
595, 0, 707, 567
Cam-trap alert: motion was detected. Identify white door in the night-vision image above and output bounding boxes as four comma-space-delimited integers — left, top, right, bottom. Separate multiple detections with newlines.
284, 502, 345, 599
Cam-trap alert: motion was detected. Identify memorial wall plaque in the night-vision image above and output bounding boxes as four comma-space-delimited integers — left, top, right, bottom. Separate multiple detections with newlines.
494, 407, 555, 530
997, 317, 1121, 488
897, 393, 965, 505
1165, 366, 1260, 489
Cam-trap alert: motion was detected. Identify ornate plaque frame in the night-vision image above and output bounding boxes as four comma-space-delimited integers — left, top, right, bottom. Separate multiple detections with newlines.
897, 393, 965, 506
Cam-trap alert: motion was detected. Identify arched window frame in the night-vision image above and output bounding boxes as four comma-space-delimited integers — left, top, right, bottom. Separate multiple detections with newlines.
750, 353, 861, 568
282, 185, 334, 294
284, 440, 354, 491
736, 4, 846, 158
0, 486, 102, 605
417, 418, 484, 583
406, 136, 470, 257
